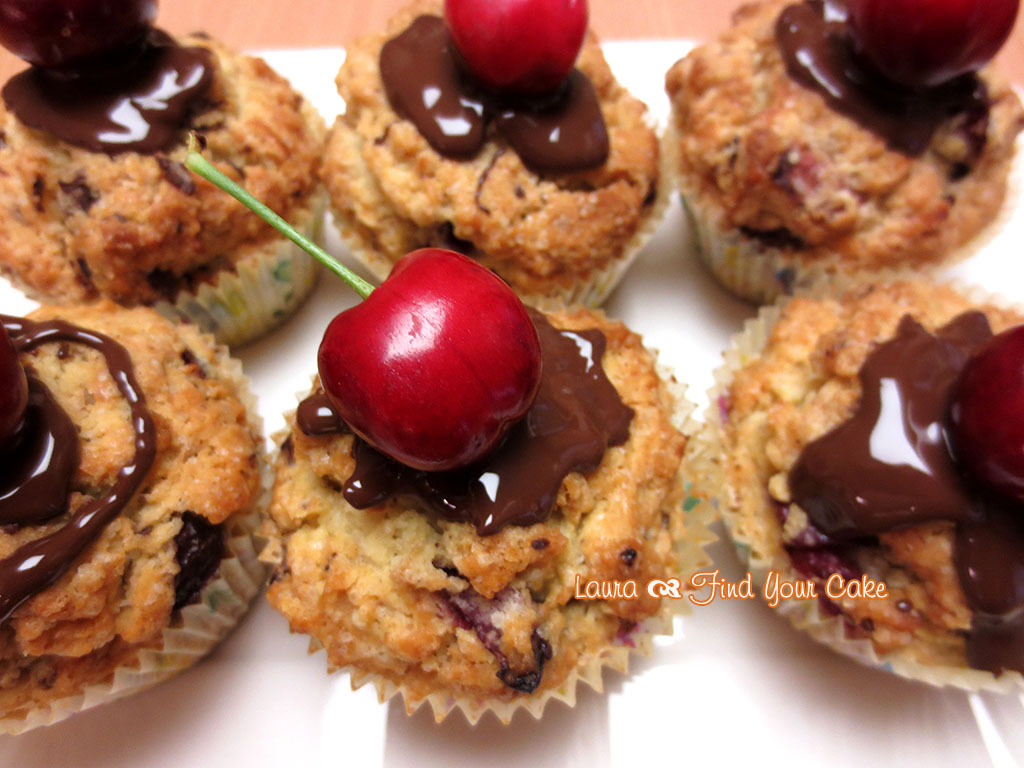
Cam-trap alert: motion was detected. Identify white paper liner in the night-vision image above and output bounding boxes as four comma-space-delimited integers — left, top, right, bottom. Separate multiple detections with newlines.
669, 124, 1024, 305
262, 330, 715, 725
0, 329, 272, 735
154, 191, 326, 347
695, 274, 1024, 692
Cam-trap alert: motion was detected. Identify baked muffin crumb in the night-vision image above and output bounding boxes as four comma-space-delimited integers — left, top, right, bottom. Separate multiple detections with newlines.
265, 307, 696, 711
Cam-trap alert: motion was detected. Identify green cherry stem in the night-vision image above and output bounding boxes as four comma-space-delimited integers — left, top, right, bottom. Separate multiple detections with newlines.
183, 134, 374, 300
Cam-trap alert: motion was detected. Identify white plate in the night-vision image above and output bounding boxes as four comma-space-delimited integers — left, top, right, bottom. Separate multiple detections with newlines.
4, 41, 1024, 768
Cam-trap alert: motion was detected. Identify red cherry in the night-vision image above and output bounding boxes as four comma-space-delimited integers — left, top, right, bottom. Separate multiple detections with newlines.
0, 0, 157, 68
847, 0, 1019, 88
0, 325, 27, 450
949, 325, 1024, 503
444, 0, 587, 94
317, 248, 542, 471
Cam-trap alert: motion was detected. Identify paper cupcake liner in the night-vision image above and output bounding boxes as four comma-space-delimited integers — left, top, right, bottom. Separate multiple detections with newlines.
670, 125, 1024, 306
155, 191, 326, 347
694, 274, 1024, 692
262, 338, 714, 725
0, 332, 271, 735
329, 129, 675, 312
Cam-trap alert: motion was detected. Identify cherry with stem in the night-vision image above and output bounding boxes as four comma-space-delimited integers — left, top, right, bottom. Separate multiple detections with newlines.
184, 136, 542, 472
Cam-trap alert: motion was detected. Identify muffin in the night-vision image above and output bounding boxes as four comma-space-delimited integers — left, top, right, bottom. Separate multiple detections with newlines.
665, 0, 1024, 304
706, 279, 1024, 688
321, 0, 670, 309
0, 26, 326, 346
263, 306, 713, 723
0, 302, 266, 733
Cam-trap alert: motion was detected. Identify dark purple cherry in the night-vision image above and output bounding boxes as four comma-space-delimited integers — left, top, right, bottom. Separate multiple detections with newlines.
949, 324, 1024, 503
318, 248, 542, 472
444, 0, 587, 94
847, 0, 1019, 88
184, 148, 543, 473
0, 324, 27, 450
0, 0, 157, 68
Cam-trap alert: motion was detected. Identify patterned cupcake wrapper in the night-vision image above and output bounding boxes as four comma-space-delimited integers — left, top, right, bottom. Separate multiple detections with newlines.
155, 191, 326, 347
262, 347, 715, 725
0, 335, 271, 735
670, 125, 1023, 306
692, 273, 1024, 692
329, 131, 675, 312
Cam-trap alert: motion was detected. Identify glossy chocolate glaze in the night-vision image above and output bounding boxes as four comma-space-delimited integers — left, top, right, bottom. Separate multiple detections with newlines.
0, 315, 156, 624
790, 312, 1024, 673
776, 1, 989, 157
0, 376, 79, 526
2, 29, 214, 155
379, 15, 609, 174
296, 391, 346, 436
494, 70, 610, 174
790, 313, 984, 537
297, 310, 633, 535
380, 15, 485, 158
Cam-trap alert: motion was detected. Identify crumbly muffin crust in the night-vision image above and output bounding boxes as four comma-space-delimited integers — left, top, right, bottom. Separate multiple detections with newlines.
0, 34, 325, 307
264, 308, 692, 710
322, 0, 661, 303
0, 302, 263, 720
666, 0, 1024, 273
719, 281, 1023, 668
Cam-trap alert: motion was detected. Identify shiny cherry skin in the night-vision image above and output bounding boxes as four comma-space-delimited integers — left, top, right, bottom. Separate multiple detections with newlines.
0, 324, 27, 450
847, 0, 1019, 88
318, 248, 542, 472
0, 0, 157, 68
949, 324, 1024, 504
444, 0, 587, 94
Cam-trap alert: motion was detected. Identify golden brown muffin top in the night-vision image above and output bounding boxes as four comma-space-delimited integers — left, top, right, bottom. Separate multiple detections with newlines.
666, 1, 1024, 271
322, 0, 661, 300
0, 34, 325, 307
0, 302, 262, 718
722, 281, 1023, 667
264, 307, 692, 705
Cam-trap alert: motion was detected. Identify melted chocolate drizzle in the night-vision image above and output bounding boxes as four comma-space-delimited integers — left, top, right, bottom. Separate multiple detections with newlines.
379, 15, 609, 174
790, 312, 1024, 673
2, 29, 214, 155
0, 377, 79, 526
0, 315, 156, 624
297, 310, 633, 535
775, 1, 989, 157
296, 392, 346, 436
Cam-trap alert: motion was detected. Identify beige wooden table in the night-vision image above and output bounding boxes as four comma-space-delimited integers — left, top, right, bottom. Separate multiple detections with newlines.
0, 0, 1022, 82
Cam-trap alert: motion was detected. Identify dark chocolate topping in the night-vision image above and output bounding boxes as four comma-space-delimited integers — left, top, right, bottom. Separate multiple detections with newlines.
2, 29, 214, 155
790, 313, 984, 537
790, 311, 1024, 673
380, 15, 486, 158
0, 314, 156, 624
493, 70, 609, 174
775, 1, 989, 157
0, 376, 79, 526
296, 391, 347, 436
297, 309, 633, 535
379, 15, 609, 174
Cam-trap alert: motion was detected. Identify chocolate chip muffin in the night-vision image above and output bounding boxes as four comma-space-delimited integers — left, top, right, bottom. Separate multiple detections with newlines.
0, 31, 326, 346
322, 0, 669, 309
0, 302, 266, 733
706, 280, 1024, 689
263, 306, 712, 722
665, 0, 1024, 303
